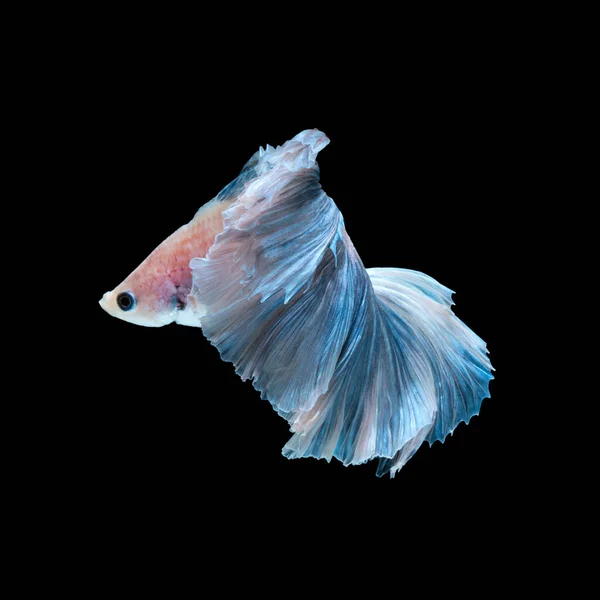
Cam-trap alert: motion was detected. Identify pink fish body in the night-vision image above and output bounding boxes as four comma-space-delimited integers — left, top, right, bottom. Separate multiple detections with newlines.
100, 198, 234, 327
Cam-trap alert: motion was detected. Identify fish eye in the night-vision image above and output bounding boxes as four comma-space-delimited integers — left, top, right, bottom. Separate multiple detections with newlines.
117, 291, 137, 312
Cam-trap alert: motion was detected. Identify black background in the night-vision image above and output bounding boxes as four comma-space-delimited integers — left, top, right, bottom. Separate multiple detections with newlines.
61, 25, 534, 553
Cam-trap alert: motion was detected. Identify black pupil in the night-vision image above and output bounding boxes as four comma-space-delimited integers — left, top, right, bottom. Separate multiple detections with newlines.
117, 292, 135, 311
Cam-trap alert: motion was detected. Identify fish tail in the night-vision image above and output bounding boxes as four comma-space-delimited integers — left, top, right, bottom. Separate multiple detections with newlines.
279, 266, 493, 477
367, 268, 494, 475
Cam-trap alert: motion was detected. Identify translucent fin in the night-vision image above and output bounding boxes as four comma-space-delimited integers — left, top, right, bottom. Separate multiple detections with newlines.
367, 268, 493, 475
190, 129, 493, 476
194, 146, 261, 217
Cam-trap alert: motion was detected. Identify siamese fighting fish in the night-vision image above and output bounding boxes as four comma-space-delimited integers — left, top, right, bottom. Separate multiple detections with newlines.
99, 129, 493, 477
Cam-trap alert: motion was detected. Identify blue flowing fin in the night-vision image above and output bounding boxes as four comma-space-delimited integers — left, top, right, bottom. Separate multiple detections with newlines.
190, 129, 493, 476
367, 268, 493, 475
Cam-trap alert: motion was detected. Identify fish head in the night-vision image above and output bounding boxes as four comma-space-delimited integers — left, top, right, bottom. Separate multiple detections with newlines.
99, 267, 182, 327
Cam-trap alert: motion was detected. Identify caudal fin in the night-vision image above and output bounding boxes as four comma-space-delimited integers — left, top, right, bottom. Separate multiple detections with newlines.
189, 129, 493, 477
367, 268, 493, 475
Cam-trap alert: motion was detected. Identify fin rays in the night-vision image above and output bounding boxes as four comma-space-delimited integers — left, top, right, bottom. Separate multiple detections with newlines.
190, 129, 493, 476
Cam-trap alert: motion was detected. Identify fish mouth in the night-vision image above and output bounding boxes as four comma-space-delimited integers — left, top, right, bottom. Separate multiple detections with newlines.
98, 292, 111, 314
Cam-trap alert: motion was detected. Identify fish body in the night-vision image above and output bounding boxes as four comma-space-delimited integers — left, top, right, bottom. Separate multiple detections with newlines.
100, 130, 493, 477
100, 197, 234, 327
100, 145, 262, 327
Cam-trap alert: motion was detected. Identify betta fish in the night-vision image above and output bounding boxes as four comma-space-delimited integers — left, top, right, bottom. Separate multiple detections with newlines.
100, 129, 493, 477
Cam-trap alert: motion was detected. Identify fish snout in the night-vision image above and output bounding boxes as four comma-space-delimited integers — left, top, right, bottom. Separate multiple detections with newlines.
99, 291, 112, 315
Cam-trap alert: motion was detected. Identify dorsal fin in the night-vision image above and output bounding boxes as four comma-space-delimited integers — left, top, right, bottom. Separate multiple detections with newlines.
194, 151, 260, 219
